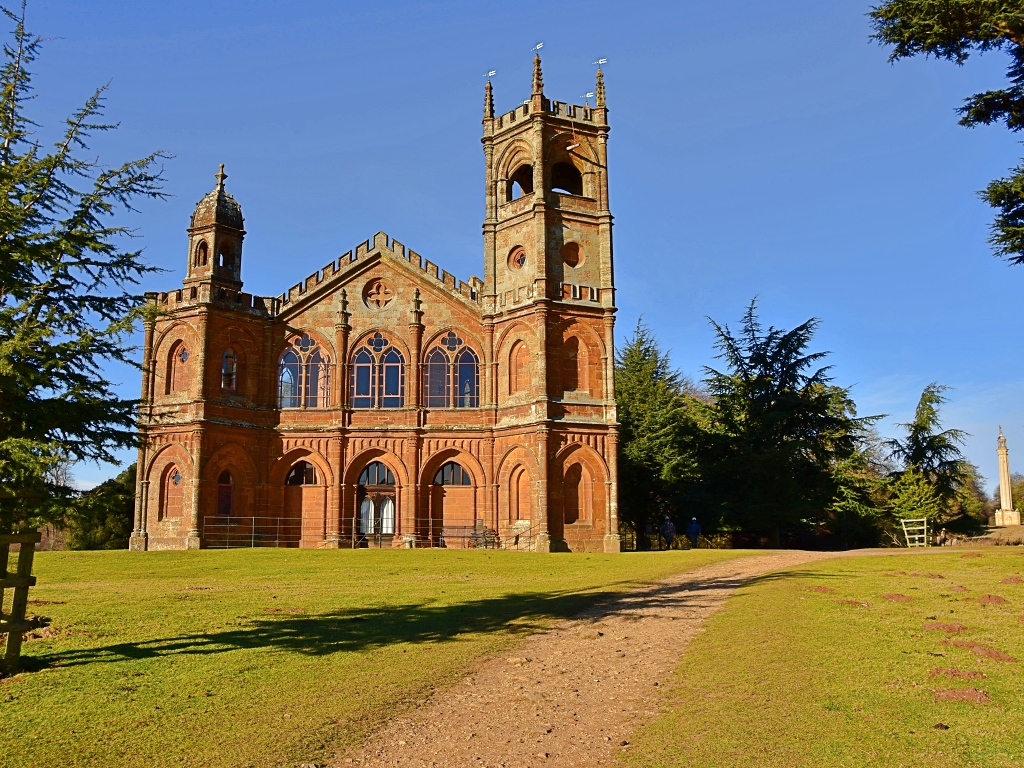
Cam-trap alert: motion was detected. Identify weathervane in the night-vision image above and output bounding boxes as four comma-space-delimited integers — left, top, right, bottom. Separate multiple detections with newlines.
593, 57, 607, 67
532, 42, 544, 55
482, 70, 496, 80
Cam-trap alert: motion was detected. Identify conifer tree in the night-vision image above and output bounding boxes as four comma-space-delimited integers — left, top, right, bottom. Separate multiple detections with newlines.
870, 1, 1024, 263
0, 5, 167, 531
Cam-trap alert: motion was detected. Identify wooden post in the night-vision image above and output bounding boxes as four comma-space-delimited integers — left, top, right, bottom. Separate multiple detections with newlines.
0, 531, 41, 676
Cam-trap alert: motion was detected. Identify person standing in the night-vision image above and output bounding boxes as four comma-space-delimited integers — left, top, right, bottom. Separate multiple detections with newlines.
686, 517, 701, 548
660, 516, 676, 549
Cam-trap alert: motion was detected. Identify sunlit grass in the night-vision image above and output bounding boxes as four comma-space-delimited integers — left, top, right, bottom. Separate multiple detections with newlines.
625, 550, 1024, 768
1, 547, 745, 767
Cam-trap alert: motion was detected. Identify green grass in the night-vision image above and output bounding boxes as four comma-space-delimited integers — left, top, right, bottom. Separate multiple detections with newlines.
1, 548, 745, 767
624, 550, 1024, 768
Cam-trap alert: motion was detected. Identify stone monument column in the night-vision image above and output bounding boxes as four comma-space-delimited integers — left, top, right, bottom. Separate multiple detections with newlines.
996, 427, 1021, 526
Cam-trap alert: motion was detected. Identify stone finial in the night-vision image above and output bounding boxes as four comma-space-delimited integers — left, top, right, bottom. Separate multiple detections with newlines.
532, 54, 544, 95
410, 287, 423, 325
215, 163, 227, 191
484, 79, 494, 119
595, 68, 605, 108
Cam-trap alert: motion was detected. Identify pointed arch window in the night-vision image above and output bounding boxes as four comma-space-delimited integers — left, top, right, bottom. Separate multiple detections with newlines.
221, 349, 237, 392
424, 332, 480, 409
278, 334, 331, 408
424, 348, 450, 408
217, 470, 233, 516
509, 341, 529, 394
358, 461, 395, 486
349, 335, 405, 409
434, 461, 472, 486
455, 348, 479, 408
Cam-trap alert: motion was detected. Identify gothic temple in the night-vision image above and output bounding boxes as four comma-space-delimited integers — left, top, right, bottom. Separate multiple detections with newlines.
130, 58, 620, 552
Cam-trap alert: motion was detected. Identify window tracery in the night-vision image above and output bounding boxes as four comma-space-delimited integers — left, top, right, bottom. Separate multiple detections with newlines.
423, 332, 479, 408
278, 334, 331, 408
349, 334, 405, 409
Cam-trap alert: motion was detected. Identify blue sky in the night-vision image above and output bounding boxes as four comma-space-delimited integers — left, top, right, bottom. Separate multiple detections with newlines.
23, 1, 1024, 490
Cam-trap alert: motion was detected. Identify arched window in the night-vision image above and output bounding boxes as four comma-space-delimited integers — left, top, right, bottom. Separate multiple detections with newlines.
278, 334, 331, 408
358, 461, 395, 486
424, 348, 450, 408
168, 341, 189, 394
349, 334, 405, 409
351, 348, 374, 408
161, 464, 184, 520
380, 497, 395, 535
278, 349, 301, 408
508, 164, 534, 201
221, 349, 237, 392
455, 348, 479, 408
195, 240, 208, 267
217, 470, 233, 516
551, 161, 583, 196
285, 460, 316, 486
379, 348, 405, 408
434, 461, 472, 486
562, 336, 580, 392
509, 341, 528, 395
563, 464, 583, 524
509, 465, 531, 522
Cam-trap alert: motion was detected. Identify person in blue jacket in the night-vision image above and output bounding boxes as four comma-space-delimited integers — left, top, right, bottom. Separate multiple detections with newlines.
685, 517, 701, 548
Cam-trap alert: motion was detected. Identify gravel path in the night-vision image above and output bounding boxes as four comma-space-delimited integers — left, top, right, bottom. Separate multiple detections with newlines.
336, 550, 844, 768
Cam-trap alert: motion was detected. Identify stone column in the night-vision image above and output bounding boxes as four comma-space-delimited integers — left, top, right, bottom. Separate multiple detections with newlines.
604, 428, 621, 552
131, 317, 156, 551
408, 289, 424, 408
186, 427, 204, 549
996, 428, 1021, 526
335, 290, 351, 409
535, 427, 551, 552
325, 436, 343, 547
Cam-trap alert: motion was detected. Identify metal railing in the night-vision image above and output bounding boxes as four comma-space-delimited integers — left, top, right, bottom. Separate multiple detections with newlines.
203, 516, 302, 548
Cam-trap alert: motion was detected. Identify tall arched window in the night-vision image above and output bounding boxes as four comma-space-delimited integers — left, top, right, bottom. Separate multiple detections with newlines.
551, 161, 583, 196
221, 349, 237, 392
167, 341, 190, 394
278, 334, 331, 408
509, 341, 528, 394
455, 348, 479, 408
195, 240, 208, 267
349, 334, 405, 409
434, 461, 472, 486
424, 348, 450, 408
217, 470, 233, 516
424, 332, 479, 409
562, 336, 580, 393
161, 464, 184, 520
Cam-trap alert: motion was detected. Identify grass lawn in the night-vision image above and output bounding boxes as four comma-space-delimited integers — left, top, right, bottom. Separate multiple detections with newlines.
624, 549, 1024, 768
1, 547, 745, 767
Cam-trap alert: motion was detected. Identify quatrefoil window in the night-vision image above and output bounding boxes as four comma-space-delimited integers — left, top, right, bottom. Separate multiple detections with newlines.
178, 348, 189, 363
367, 332, 390, 353
172, 470, 182, 485
440, 331, 463, 351
363, 278, 395, 310
293, 333, 316, 353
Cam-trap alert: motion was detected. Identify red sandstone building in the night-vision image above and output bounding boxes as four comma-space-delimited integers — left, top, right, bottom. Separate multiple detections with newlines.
130, 59, 619, 553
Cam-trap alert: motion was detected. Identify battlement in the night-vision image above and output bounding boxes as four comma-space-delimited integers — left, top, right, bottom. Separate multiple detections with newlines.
492, 99, 605, 134
275, 230, 484, 310
148, 285, 278, 316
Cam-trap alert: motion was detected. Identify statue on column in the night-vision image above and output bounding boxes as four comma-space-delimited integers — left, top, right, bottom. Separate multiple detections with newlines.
995, 427, 1021, 526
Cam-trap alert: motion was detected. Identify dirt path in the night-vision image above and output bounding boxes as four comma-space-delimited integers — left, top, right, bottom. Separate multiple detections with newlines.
336, 550, 844, 768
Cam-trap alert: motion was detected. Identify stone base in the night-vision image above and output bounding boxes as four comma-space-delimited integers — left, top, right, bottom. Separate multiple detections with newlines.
603, 534, 622, 553
184, 534, 202, 550
322, 537, 341, 549
534, 532, 552, 553
995, 509, 1021, 527
128, 532, 148, 551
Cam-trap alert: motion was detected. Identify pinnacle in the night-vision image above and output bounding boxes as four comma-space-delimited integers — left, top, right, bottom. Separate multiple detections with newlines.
532, 54, 543, 95
215, 163, 227, 191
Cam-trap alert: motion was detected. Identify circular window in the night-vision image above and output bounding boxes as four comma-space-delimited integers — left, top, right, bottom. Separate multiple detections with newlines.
561, 242, 584, 268
507, 246, 527, 271
363, 278, 396, 310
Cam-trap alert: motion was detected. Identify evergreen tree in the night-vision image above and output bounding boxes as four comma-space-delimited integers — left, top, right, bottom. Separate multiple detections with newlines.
885, 383, 970, 503
870, 1, 1024, 263
0, 6, 167, 531
614, 320, 700, 545
66, 463, 135, 549
699, 301, 877, 544
888, 467, 943, 520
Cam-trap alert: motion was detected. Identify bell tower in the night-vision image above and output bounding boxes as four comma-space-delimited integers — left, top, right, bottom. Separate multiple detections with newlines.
184, 164, 245, 290
481, 57, 613, 311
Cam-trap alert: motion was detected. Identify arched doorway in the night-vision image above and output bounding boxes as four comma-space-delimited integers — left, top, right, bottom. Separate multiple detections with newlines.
283, 460, 325, 547
356, 461, 396, 548
429, 461, 476, 548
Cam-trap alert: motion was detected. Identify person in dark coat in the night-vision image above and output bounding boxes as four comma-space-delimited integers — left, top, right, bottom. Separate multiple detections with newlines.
686, 517, 701, 548
659, 516, 676, 548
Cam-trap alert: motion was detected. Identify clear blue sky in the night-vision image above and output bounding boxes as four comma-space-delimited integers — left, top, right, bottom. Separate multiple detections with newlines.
24, 1, 1024, 491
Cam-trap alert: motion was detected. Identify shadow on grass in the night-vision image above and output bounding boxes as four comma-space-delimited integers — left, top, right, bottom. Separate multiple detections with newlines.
23, 563, 842, 673
24, 586, 635, 670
